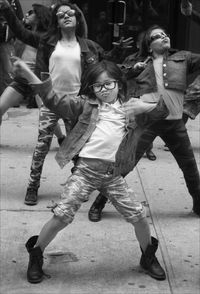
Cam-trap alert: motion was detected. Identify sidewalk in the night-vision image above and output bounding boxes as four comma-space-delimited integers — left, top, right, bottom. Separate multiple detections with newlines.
0, 106, 199, 294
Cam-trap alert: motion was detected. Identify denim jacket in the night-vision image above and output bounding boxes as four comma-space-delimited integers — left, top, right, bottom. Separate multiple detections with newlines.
31, 75, 143, 176
32, 75, 169, 175
124, 50, 200, 97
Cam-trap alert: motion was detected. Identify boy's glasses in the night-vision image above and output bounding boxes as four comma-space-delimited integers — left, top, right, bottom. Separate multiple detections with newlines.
90, 80, 118, 93
150, 32, 170, 43
56, 9, 76, 19
26, 10, 35, 16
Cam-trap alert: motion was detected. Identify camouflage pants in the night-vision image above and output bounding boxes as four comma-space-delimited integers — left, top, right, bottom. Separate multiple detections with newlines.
52, 157, 146, 224
28, 106, 64, 189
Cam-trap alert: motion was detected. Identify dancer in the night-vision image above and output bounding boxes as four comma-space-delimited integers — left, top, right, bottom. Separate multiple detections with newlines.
88, 24, 200, 221
0, 0, 132, 205
13, 57, 166, 283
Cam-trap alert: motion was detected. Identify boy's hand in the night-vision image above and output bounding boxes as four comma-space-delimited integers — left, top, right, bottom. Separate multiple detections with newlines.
11, 56, 32, 79
122, 98, 156, 116
133, 62, 147, 70
112, 37, 134, 49
11, 56, 41, 84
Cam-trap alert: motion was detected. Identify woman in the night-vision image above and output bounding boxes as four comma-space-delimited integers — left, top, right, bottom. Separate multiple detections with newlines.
88, 24, 200, 221
0, 0, 132, 205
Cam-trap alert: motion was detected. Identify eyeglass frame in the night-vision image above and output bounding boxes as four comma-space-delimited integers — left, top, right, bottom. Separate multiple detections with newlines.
150, 32, 170, 43
90, 80, 118, 93
26, 10, 35, 17
56, 9, 76, 19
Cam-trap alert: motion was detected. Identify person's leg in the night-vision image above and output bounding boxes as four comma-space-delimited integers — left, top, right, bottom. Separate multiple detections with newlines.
54, 122, 66, 146
102, 175, 166, 280
0, 42, 14, 96
160, 120, 200, 216
88, 126, 157, 222
25, 159, 98, 283
145, 142, 157, 161
182, 112, 189, 124
25, 107, 60, 205
0, 87, 24, 124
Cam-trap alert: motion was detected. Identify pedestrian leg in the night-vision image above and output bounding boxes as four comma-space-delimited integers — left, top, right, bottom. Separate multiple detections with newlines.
24, 106, 60, 205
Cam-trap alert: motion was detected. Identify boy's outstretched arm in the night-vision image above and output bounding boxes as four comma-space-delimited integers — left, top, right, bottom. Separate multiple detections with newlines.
12, 56, 41, 84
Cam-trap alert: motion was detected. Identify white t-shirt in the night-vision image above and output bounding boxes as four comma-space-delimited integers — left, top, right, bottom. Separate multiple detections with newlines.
49, 41, 81, 97
79, 100, 126, 162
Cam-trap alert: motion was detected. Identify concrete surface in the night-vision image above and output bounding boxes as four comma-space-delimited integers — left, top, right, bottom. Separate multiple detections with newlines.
0, 106, 200, 294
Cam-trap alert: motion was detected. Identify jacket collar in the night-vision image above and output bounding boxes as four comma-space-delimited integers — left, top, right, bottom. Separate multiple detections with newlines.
46, 35, 90, 53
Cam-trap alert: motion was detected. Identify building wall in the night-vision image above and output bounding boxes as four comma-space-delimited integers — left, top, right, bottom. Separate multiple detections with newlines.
20, 0, 51, 13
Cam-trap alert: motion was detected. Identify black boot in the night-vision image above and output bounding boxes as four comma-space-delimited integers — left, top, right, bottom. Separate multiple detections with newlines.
88, 193, 108, 222
25, 235, 44, 283
24, 188, 38, 206
192, 196, 200, 216
140, 237, 166, 280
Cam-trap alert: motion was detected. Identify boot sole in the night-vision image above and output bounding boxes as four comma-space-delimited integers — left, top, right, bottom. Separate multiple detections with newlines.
27, 277, 43, 283
140, 265, 166, 281
24, 200, 38, 205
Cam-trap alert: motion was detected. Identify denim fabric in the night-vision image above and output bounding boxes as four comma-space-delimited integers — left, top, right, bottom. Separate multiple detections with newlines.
124, 51, 200, 97
53, 157, 146, 224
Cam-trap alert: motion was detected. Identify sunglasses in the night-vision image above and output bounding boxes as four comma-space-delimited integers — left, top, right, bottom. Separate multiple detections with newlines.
26, 10, 35, 16
150, 32, 170, 43
56, 9, 76, 19
90, 80, 118, 93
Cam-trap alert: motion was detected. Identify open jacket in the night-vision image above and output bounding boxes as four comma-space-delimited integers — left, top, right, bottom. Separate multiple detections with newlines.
31, 74, 168, 176
1, 4, 122, 78
123, 50, 200, 97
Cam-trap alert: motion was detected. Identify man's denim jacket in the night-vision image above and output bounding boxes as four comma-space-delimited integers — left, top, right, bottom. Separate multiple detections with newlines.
31, 75, 167, 176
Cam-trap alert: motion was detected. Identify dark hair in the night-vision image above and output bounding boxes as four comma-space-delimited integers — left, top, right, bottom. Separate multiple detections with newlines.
140, 24, 167, 57
79, 60, 128, 103
32, 4, 52, 32
46, 0, 86, 39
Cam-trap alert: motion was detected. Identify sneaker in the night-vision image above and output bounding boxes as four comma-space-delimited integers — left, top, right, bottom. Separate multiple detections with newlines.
24, 188, 38, 205
163, 144, 170, 151
193, 197, 200, 217
146, 150, 157, 161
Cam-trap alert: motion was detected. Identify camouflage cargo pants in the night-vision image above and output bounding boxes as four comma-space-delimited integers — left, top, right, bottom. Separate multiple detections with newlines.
28, 106, 63, 189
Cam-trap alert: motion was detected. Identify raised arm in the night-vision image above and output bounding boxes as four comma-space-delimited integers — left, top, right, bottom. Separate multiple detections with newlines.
12, 57, 84, 121
0, 0, 40, 47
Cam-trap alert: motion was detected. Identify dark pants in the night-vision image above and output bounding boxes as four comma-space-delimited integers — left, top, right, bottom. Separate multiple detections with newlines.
133, 119, 200, 198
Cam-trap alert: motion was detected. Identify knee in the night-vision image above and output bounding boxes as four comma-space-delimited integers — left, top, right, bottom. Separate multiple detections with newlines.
53, 204, 75, 225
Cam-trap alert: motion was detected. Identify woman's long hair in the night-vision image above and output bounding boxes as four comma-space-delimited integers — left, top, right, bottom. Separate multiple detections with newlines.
45, 0, 87, 40
32, 4, 52, 33
79, 60, 128, 103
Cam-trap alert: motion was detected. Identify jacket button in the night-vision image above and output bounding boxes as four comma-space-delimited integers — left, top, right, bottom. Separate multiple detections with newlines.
165, 83, 168, 87
163, 64, 166, 67
163, 73, 167, 76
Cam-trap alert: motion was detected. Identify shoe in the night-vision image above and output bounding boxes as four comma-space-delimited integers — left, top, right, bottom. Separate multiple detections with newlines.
163, 144, 170, 151
25, 236, 44, 283
146, 150, 156, 161
57, 135, 66, 146
140, 237, 166, 280
88, 194, 108, 222
193, 197, 200, 216
24, 188, 38, 205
